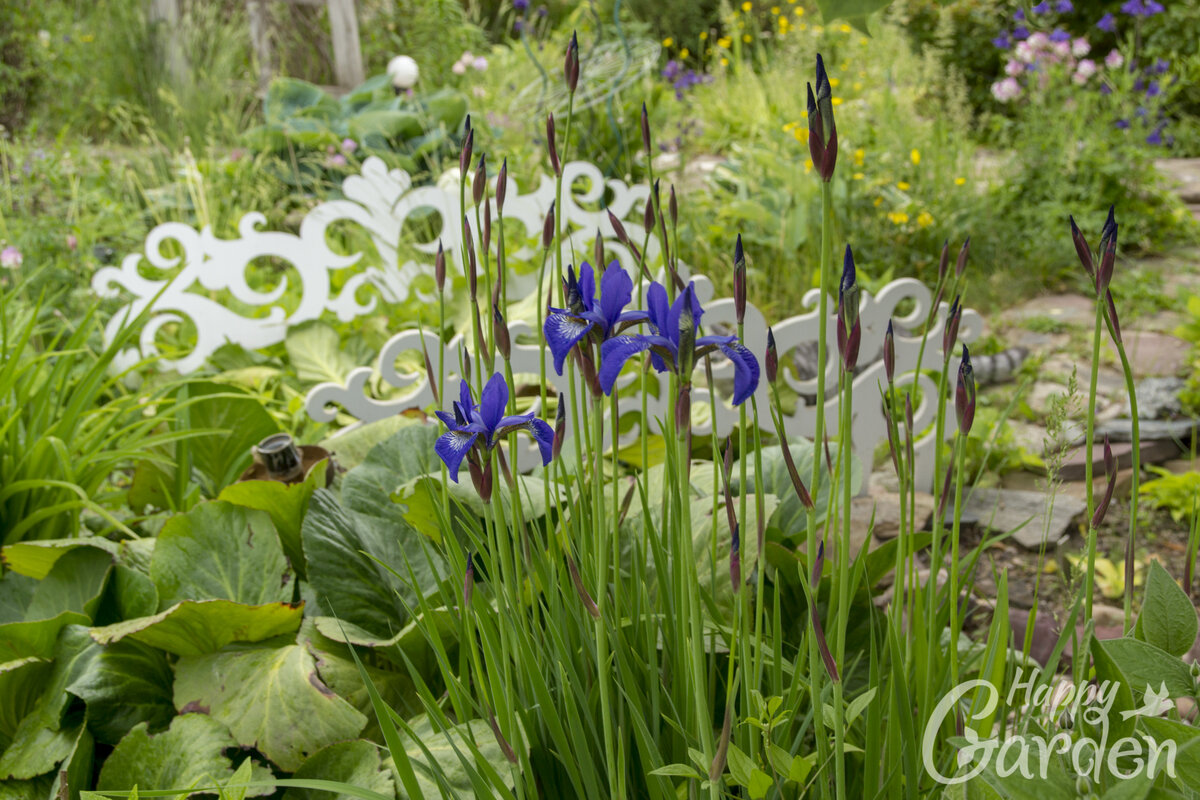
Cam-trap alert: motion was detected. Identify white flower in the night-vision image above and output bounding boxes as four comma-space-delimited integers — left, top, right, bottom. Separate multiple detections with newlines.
0, 246, 22, 270
473, 56, 488, 71
452, 60, 467, 75
991, 77, 1022, 102
1105, 49, 1124, 69
387, 55, 420, 90
1014, 41, 1035, 63
1076, 58, 1097, 79
1028, 31, 1049, 49
1072, 37, 1091, 57
1005, 59, 1024, 77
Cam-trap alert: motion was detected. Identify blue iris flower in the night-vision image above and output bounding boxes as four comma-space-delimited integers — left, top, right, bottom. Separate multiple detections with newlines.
435, 373, 554, 482
544, 261, 648, 375
597, 281, 760, 405
1096, 12, 1116, 31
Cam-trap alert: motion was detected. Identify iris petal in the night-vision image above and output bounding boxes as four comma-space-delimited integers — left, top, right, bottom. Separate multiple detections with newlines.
718, 341, 761, 405
435, 430, 478, 482
544, 312, 594, 375
646, 282, 670, 335
598, 262, 634, 331
494, 412, 537, 437
435, 410, 459, 429
578, 262, 596, 311
479, 373, 509, 432
598, 336, 654, 395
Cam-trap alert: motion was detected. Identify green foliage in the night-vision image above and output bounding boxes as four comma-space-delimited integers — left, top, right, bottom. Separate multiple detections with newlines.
1138, 466, 1200, 522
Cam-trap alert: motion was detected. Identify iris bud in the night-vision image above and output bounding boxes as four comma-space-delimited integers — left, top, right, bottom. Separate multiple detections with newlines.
765, 327, 778, 384
641, 101, 651, 153
565, 31, 580, 93
543, 201, 555, 250
733, 234, 747, 326
547, 114, 560, 176
884, 318, 895, 385
496, 158, 508, 213
472, 153, 487, 207
956, 344, 976, 435
435, 240, 446, 293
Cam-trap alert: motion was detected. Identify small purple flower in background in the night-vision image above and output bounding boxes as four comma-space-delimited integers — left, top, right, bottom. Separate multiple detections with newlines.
473, 56, 489, 71
537, 5, 548, 16
1115, 118, 1131, 129
1135, 105, 1148, 117
1146, 124, 1165, 145
341, 138, 357, 154
66, 234, 78, 251
514, 0, 529, 10
1144, 0, 1164, 13
514, 18, 524, 32
1120, 0, 1160, 15
327, 153, 347, 167
662, 60, 682, 81
1134, 77, 1145, 91
1096, 12, 1116, 31
993, 31, 1011, 48
1153, 58, 1170, 74
1048, 28, 1071, 43
1105, 49, 1124, 69
1055, 0, 1073, 12
435, 374, 554, 486
0, 246, 22, 270
1014, 7, 1026, 20
1032, 1, 1051, 14
1013, 25, 1031, 39
1146, 80, 1161, 97
1100, 83, 1113, 94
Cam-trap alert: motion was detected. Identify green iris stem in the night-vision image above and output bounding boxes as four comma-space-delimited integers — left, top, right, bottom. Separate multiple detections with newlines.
474, 200, 494, 375
949, 431, 967, 685
1104, 310, 1139, 634
1083, 299, 1104, 624
591, 392, 618, 794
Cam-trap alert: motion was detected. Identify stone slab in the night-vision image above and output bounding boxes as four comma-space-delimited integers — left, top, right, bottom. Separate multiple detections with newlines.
1105, 331, 1190, 379
946, 487, 1085, 550
1060, 439, 1182, 481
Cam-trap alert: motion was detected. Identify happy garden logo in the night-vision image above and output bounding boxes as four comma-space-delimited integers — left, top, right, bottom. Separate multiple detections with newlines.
922, 666, 1189, 785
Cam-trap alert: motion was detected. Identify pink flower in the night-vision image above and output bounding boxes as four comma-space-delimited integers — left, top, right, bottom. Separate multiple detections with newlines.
1027, 31, 1049, 49
1005, 59, 1024, 76
1014, 41, 1035, 62
1072, 37, 1091, 57
991, 77, 1022, 102
1105, 49, 1124, 69
1076, 59, 1097, 78
341, 138, 357, 154
66, 234, 78, 251
452, 60, 467, 75
327, 154, 347, 168
0, 246, 22, 269
1051, 40, 1070, 58
472, 56, 488, 71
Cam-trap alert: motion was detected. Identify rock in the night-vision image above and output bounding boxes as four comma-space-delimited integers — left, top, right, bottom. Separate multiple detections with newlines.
1001, 470, 1044, 492
1161, 458, 1200, 475
1105, 331, 1190, 378
1137, 310, 1186, 335
1007, 329, 1070, 354
863, 492, 936, 540
947, 487, 1085, 550
1127, 376, 1185, 419
1001, 293, 1096, 328
1060, 439, 1182, 481
1096, 418, 1198, 443
1059, 468, 1137, 504
1156, 157, 1200, 204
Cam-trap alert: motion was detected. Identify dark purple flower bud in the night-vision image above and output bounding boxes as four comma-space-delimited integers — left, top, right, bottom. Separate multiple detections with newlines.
1105, 290, 1122, 344
547, 114, 560, 176
811, 541, 840, 682
669, 184, 678, 226
644, 194, 656, 233
463, 552, 475, 609
730, 521, 741, 592
567, 554, 600, 618
422, 331, 439, 404
943, 295, 962, 355
733, 234, 747, 326
460, 344, 471, 380
473, 153, 487, 207
837, 245, 861, 371
956, 344, 976, 435
469, 459, 493, 503
552, 393, 567, 461
494, 306, 511, 360
435, 240, 446, 293
779, 436, 816, 509
641, 102, 652, 153
464, 216, 478, 298
1069, 215, 1095, 281
486, 710, 519, 764
607, 208, 630, 246
483, 201, 493, 255
496, 158, 508, 213
936, 461, 953, 521
884, 318, 895, 385
766, 327, 778, 384
593, 229, 604, 270
937, 239, 950, 285
1097, 205, 1117, 294
808, 54, 838, 181
565, 31, 580, 93
1093, 435, 1118, 528
459, 126, 473, 177
543, 201, 555, 250
720, 436, 738, 535
955, 237, 970, 280
675, 384, 691, 434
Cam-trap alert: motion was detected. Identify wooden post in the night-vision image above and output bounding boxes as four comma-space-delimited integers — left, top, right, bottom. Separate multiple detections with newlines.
246, 0, 273, 96
326, 0, 364, 89
148, 0, 187, 85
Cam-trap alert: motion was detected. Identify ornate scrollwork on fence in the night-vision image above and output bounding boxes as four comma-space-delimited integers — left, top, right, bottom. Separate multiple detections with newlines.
92, 157, 664, 374
309, 270, 981, 491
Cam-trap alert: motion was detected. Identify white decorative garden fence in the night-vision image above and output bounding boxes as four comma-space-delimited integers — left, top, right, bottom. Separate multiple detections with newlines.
93, 157, 980, 490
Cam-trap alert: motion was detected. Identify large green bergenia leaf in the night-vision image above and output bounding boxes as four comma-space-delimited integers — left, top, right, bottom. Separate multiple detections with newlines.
285, 321, 372, 387
183, 382, 281, 496
65, 637, 174, 745
389, 715, 520, 799
90, 599, 303, 657
173, 644, 366, 771
0, 549, 111, 660
1, 538, 118, 580
264, 78, 338, 125
150, 502, 291, 608
735, 439, 862, 542
97, 714, 272, 799
218, 461, 329, 580
284, 740, 395, 800
0, 658, 50, 752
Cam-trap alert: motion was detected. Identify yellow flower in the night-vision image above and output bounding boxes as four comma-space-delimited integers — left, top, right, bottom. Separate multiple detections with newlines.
662, 37, 674, 47
874, 197, 883, 207
917, 211, 934, 227
888, 211, 909, 225
742, 0, 752, 10
793, 4, 804, 13
800, 109, 808, 118
721, 57, 729, 66
897, 181, 911, 191
743, 34, 753, 42
839, 23, 852, 33
852, 81, 863, 91
798, 22, 807, 30
829, 77, 840, 87
831, 97, 843, 106
771, 5, 780, 13
718, 36, 732, 48
853, 148, 864, 166
853, 172, 864, 180
80, 33, 95, 43
700, 31, 708, 40
955, 177, 967, 186
793, 128, 807, 141
679, 47, 689, 58
804, 158, 814, 174
783, 121, 798, 131
910, 149, 921, 165
813, 25, 824, 33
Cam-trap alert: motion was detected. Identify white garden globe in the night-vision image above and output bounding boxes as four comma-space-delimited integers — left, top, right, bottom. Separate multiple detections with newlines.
387, 55, 419, 90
